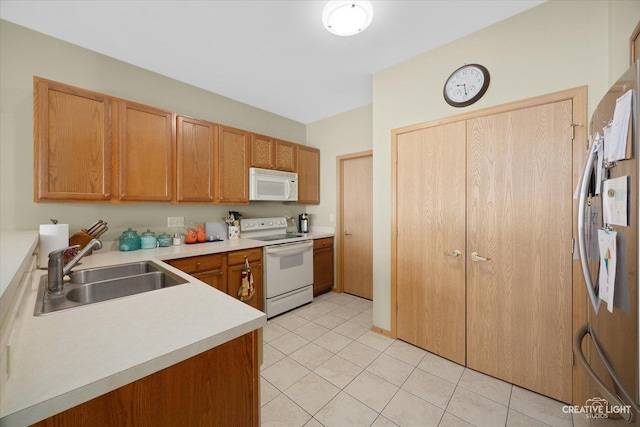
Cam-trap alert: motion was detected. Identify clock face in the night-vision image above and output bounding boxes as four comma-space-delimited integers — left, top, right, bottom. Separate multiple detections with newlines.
443, 64, 490, 107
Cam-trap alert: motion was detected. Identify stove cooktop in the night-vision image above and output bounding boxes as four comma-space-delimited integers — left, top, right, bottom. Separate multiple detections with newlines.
240, 217, 310, 244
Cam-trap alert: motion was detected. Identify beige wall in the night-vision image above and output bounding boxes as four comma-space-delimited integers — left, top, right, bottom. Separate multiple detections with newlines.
0, 20, 308, 240
370, 0, 640, 330
305, 104, 373, 228
2, 1, 639, 330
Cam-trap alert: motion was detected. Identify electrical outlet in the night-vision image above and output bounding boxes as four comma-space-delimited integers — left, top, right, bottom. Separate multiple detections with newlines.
168, 216, 184, 227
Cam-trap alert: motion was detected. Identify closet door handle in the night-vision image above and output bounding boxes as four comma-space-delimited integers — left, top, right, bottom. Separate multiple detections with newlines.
444, 250, 461, 258
471, 252, 490, 262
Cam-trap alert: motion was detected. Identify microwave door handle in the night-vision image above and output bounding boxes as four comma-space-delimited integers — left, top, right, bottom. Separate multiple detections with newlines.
285, 180, 290, 199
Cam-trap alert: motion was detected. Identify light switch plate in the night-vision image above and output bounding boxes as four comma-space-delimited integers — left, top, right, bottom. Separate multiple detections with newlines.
168, 217, 184, 227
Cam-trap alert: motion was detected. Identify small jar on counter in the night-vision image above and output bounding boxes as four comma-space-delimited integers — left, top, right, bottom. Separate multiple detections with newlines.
119, 228, 141, 252
172, 233, 183, 246
157, 232, 172, 247
140, 229, 157, 249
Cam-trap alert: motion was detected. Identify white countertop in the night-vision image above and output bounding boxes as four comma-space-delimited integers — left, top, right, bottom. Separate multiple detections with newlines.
0, 231, 334, 426
0, 231, 39, 298
0, 237, 270, 426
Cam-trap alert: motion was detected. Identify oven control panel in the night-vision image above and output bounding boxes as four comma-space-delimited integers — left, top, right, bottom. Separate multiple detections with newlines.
240, 217, 288, 231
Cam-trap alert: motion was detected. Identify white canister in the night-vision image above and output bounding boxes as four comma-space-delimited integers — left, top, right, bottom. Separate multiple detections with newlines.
173, 233, 183, 246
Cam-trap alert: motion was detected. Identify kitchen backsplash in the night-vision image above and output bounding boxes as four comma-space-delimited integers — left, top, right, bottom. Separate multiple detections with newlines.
34, 202, 309, 244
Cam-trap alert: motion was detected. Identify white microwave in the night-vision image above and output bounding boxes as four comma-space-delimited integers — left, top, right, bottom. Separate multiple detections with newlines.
249, 167, 298, 202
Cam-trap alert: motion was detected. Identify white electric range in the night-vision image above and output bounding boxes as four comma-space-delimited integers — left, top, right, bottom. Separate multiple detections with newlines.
240, 217, 313, 318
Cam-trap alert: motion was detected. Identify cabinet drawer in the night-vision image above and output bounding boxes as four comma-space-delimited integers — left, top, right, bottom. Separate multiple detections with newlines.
167, 253, 225, 273
228, 248, 263, 266
313, 237, 334, 250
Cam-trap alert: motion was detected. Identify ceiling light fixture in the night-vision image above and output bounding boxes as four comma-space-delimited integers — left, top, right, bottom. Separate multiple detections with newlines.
322, 1, 374, 36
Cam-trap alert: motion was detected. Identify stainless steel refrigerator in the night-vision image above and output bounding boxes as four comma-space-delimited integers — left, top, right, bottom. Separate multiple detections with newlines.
576, 61, 640, 425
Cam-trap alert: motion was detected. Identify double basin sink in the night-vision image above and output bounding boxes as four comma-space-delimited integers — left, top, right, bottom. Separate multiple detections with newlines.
34, 261, 188, 316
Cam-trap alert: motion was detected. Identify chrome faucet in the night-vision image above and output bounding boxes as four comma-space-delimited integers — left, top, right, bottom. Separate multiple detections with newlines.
47, 239, 103, 295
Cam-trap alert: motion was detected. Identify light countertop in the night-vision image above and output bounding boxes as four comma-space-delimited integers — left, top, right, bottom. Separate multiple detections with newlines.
0, 231, 334, 426
1, 238, 268, 426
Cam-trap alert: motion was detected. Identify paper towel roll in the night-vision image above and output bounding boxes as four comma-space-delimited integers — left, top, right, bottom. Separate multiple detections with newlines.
39, 224, 69, 268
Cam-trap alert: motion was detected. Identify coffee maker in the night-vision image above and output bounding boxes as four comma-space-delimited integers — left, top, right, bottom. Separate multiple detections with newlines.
298, 213, 309, 233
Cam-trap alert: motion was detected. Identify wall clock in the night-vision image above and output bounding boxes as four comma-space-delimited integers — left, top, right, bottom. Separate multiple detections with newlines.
443, 64, 490, 107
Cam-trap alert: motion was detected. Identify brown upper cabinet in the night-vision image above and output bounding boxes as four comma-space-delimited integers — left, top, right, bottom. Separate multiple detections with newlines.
176, 116, 217, 202
216, 125, 250, 204
250, 133, 275, 169
297, 145, 320, 204
34, 77, 112, 201
33, 77, 318, 205
250, 135, 298, 172
115, 101, 175, 201
275, 139, 297, 172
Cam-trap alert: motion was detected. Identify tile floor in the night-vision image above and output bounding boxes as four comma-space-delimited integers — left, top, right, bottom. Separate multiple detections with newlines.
260, 292, 590, 427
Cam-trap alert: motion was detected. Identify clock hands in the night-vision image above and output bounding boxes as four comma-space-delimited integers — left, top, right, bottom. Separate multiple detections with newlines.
455, 83, 468, 96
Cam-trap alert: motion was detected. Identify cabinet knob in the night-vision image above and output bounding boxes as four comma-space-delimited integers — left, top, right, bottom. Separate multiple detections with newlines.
444, 250, 461, 258
344, 232, 352, 236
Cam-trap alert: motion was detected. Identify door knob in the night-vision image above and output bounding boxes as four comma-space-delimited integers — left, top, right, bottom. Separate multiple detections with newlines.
344, 232, 352, 236
444, 250, 461, 258
471, 252, 491, 262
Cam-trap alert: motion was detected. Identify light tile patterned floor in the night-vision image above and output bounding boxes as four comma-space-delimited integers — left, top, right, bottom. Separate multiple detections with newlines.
260, 292, 581, 427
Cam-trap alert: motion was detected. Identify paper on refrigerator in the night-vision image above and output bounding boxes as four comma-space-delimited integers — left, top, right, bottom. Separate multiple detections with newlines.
597, 229, 617, 313
602, 176, 629, 226
603, 89, 632, 162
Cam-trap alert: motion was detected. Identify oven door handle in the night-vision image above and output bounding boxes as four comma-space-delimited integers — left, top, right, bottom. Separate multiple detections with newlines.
265, 240, 313, 256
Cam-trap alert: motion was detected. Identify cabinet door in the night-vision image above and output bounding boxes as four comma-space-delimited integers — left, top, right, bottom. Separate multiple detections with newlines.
466, 100, 573, 403
116, 101, 175, 201
297, 145, 320, 204
216, 125, 250, 204
166, 254, 226, 293
250, 133, 274, 169
192, 269, 226, 293
396, 122, 466, 366
227, 249, 263, 311
275, 139, 297, 172
313, 238, 334, 296
34, 78, 112, 201
176, 116, 216, 202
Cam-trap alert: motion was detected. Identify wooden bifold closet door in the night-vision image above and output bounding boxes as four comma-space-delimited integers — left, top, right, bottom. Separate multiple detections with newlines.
465, 100, 573, 403
396, 121, 467, 365
395, 96, 574, 403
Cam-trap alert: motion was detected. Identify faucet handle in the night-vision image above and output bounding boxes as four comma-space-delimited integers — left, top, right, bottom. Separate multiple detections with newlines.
48, 245, 81, 260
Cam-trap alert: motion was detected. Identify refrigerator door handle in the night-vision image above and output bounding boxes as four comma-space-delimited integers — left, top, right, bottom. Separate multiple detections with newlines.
577, 139, 601, 313
574, 323, 640, 422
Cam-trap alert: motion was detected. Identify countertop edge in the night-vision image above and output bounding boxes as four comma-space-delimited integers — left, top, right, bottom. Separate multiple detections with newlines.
2, 317, 264, 427
0, 231, 334, 425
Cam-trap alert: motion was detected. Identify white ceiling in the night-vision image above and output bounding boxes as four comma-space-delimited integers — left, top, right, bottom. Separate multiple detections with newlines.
0, 0, 545, 124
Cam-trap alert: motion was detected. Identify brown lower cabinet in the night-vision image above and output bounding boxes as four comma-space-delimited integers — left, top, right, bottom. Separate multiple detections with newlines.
31, 330, 260, 427
313, 237, 334, 296
166, 253, 227, 292
227, 248, 263, 312
166, 248, 263, 312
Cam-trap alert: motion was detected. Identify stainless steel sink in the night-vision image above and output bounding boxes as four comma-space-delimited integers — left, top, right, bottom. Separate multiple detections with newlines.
68, 261, 161, 284
34, 261, 188, 316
